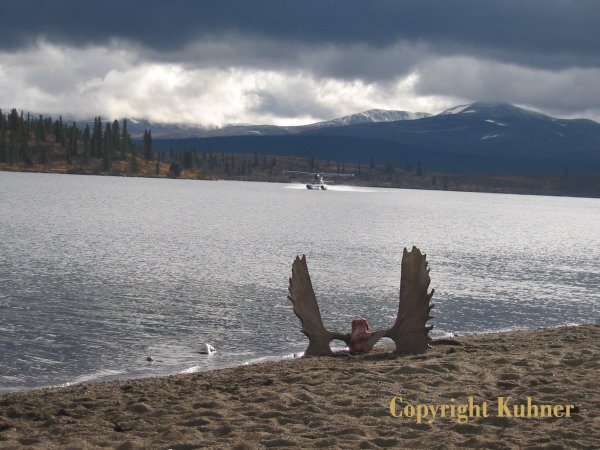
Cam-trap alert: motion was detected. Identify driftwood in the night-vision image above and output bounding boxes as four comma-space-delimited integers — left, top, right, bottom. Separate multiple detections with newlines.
288, 246, 434, 356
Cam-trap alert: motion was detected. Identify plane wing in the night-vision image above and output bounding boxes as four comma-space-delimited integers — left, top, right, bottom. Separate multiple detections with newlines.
320, 173, 355, 177
282, 170, 354, 177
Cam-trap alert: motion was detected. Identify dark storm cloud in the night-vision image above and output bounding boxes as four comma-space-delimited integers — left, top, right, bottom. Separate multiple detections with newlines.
3, 0, 600, 123
2, 0, 599, 71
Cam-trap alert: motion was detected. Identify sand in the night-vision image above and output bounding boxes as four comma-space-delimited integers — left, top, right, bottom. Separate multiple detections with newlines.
1, 324, 599, 449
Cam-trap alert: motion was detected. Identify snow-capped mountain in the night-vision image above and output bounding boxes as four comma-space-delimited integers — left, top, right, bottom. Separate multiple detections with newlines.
152, 101, 600, 175
438, 102, 549, 120
124, 108, 431, 138
306, 109, 431, 128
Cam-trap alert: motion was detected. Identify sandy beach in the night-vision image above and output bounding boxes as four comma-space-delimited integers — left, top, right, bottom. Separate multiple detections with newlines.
1, 324, 599, 449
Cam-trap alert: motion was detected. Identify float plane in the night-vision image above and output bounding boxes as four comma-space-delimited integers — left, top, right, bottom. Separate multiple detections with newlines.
283, 170, 355, 190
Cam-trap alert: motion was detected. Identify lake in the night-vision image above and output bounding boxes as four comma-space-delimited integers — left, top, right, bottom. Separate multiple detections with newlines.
1, 171, 599, 392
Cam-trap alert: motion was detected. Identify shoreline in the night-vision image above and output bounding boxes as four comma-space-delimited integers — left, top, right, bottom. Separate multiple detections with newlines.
3, 166, 600, 200
0, 323, 581, 395
1, 324, 599, 448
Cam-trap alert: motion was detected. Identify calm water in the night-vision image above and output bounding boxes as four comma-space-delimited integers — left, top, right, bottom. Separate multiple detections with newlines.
1, 171, 599, 392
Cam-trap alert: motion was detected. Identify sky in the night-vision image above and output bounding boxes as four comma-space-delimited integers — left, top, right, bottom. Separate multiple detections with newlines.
1, 0, 599, 126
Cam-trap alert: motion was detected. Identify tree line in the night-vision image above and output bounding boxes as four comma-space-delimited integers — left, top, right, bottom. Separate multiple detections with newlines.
0, 108, 154, 174
0, 107, 434, 186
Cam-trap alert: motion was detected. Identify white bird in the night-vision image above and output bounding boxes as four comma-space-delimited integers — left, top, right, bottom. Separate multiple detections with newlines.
198, 343, 216, 355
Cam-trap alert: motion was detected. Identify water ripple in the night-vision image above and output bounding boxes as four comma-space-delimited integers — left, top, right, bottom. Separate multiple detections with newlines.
1, 173, 599, 391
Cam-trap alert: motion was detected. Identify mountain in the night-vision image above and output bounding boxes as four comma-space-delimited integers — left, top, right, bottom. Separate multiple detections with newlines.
151, 102, 600, 174
124, 119, 210, 139
438, 101, 552, 120
125, 108, 430, 138
300, 102, 600, 171
300, 109, 431, 129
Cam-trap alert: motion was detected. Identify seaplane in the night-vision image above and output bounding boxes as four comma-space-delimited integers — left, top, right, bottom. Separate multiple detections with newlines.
283, 170, 355, 190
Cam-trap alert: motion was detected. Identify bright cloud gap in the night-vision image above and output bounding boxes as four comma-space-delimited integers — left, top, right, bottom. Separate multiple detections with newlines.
1, 39, 599, 126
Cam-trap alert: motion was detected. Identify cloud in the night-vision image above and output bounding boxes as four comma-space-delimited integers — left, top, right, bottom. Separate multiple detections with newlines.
135, 34, 430, 84
1, 1, 598, 70
415, 56, 600, 120
1, 1, 599, 124
0, 40, 429, 125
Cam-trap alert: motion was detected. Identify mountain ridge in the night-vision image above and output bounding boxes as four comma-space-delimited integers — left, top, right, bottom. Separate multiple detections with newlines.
124, 108, 433, 138
150, 102, 600, 175
306, 108, 431, 128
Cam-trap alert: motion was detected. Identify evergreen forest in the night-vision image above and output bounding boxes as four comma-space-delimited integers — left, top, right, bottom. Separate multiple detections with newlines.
2, 108, 600, 198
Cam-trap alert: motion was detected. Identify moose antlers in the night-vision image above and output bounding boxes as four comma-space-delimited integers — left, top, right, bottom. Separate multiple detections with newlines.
288, 246, 434, 356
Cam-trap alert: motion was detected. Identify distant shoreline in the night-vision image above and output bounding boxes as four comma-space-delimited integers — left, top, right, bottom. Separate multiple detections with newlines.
3, 166, 600, 200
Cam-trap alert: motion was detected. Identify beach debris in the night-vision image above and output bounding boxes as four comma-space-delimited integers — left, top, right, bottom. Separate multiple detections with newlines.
146, 356, 154, 362
198, 343, 216, 355
288, 246, 434, 356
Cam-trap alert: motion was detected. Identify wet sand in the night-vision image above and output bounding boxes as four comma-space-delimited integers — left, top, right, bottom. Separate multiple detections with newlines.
1, 324, 599, 449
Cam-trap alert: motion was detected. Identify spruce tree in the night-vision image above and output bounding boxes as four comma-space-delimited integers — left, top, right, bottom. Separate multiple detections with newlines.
111, 120, 121, 159
35, 115, 44, 143
54, 116, 65, 147
82, 124, 91, 164
121, 119, 130, 158
65, 124, 73, 165
8, 109, 19, 132
143, 130, 154, 161
92, 117, 103, 158
103, 122, 112, 159
102, 123, 112, 172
